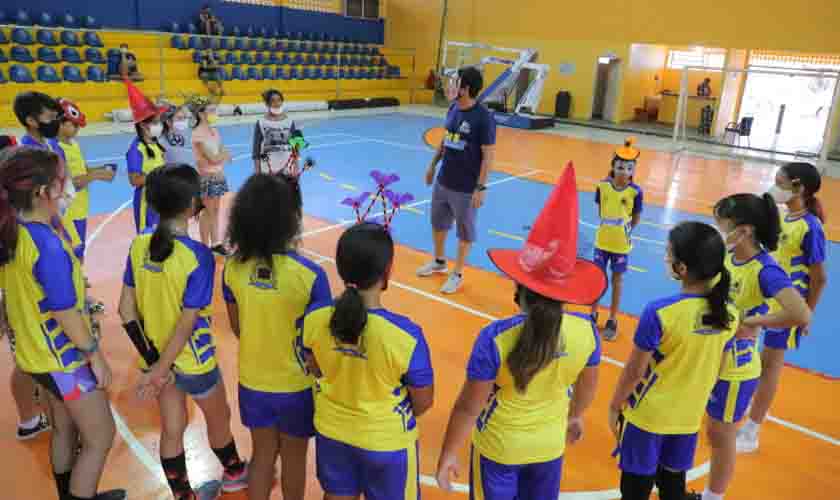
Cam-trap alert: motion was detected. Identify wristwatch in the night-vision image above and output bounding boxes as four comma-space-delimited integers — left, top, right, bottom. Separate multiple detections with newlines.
476, 184, 487, 192
79, 337, 100, 357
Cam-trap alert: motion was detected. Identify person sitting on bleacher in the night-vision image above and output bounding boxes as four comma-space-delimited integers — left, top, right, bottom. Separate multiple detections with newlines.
197, 49, 225, 104
199, 5, 224, 37
109, 44, 144, 82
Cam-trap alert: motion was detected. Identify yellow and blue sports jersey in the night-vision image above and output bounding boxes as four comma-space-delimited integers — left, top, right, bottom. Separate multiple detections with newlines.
623, 294, 738, 435
467, 312, 600, 465
302, 304, 434, 451
594, 180, 643, 255
126, 138, 165, 233
123, 230, 216, 375
20, 135, 66, 163
720, 252, 791, 382
1, 221, 89, 374
58, 140, 89, 222
223, 252, 331, 393
772, 212, 826, 298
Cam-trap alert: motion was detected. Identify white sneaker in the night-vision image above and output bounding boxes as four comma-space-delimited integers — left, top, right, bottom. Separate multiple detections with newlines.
440, 273, 463, 294
417, 260, 448, 277
735, 428, 759, 453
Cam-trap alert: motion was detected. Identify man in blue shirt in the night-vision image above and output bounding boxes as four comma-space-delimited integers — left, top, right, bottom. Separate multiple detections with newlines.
418, 66, 496, 294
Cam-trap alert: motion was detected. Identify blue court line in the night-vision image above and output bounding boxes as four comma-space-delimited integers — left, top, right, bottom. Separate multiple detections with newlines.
75, 113, 839, 377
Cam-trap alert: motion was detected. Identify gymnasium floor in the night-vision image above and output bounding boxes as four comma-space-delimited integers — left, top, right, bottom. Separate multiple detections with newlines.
2, 109, 838, 498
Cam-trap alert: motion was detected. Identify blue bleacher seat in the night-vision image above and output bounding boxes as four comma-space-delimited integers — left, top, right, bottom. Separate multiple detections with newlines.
107, 48, 121, 60
357, 68, 367, 79
313, 68, 323, 79
39, 12, 55, 27
298, 42, 309, 53
259, 39, 272, 51
268, 53, 279, 65
0, 48, 5, 63
293, 54, 304, 65
338, 68, 346, 79
192, 51, 202, 63
275, 68, 286, 80
301, 68, 312, 79
347, 68, 357, 79
61, 30, 81, 47
245, 26, 255, 38
328, 55, 337, 66
15, 10, 32, 26
280, 54, 291, 65
276, 41, 287, 52
234, 38, 246, 51
171, 36, 187, 50
316, 55, 326, 65
0, 11, 7, 25
270, 28, 281, 39
12, 28, 34, 45
224, 52, 237, 65
86, 65, 106, 82
61, 47, 82, 63
372, 47, 381, 56
83, 16, 99, 29
231, 66, 245, 80
220, 38, 232, 50
305, 54, 316, 66
163, 22, 178, 33
10, 64, 34, 83
247, 39, 258, 51
340, 55, 349, 65
62, 65, 85, 83
0, 30, 7, 45
11, 46, 34, 63
37, 65, 61, 83
188, 36, 203, 50
325, 68, 335, 79
288, 41, 299, 52
248, 67, 262, 80
241, 53, 254, 65
217, 68, 230, 81
255, 53, 266, 65
351, 56, 361, 66
85, 48, 105, 64
262, 67, 274, 80
84, 32, 103, 47
61, 13, 78, 28
289, 68, 300, 79
258, 27, 268, 38
37, 47, 59, 63
187, 23, 198, 35
230, 26, 241, 37
209, 38, 220, 50
0, 68, 6, 84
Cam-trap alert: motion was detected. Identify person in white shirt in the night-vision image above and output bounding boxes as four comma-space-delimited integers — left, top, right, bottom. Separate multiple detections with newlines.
252, 89, 299, 175
161, 105, 195, 167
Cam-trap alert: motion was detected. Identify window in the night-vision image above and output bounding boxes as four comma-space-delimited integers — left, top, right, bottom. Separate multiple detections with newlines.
346, 0, 379, 18
667, 49, 726, 69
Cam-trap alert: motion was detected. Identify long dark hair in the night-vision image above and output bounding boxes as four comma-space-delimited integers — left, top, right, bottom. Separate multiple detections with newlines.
781, 162, 825, 223
0, 148, 62, 265
714, 193, 781, 252
228, 174, 300, 263
329, 223, 394, 344
134, 115, 165, 159
145, 164, 200, 263
508, 285, 565, 393
669, 222, 732, 330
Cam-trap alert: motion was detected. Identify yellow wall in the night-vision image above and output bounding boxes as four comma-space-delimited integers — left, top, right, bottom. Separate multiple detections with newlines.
622, 44, 667, 121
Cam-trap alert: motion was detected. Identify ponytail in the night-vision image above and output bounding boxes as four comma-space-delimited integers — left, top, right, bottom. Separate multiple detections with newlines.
329, 286, 368, 344
149, 223, 175, 263
507, 286, 565, 393
759, 193, 781, 252
806, 195, 826, 224
705, 267, 732, 330
0, 184, 17, 266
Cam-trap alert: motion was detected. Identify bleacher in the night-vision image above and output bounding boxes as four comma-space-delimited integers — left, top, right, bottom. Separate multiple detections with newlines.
0, 7, 414, 127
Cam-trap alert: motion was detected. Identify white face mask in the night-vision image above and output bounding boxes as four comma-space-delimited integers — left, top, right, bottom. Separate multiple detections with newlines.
173, 120, 189, 132
719, 228, 744, 253
768, 185, 794, 204
57, 197, 70, 217
446, 77, 462, 101
148, 123, 163, 138
269, 105, 285, 116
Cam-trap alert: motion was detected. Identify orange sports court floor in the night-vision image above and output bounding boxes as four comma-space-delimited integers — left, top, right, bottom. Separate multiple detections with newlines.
1, 114, 838, 499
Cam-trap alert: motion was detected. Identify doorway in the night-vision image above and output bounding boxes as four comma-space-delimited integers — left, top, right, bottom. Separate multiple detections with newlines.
592, 57, 622, 121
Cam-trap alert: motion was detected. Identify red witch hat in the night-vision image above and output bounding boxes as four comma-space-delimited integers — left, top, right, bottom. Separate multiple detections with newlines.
125, 79, 166, 123
487, 162, 607, 305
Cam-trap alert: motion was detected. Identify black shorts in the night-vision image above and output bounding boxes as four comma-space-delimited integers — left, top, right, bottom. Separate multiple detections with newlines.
199, 68, 221, 81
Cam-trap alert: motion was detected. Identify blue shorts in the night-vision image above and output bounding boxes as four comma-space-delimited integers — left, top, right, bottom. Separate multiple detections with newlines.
618, 421, 698, 476
173, 366, 221, 399
315, 433, 419, 500
764, 326, 803, 350
30, 364, 98, 402
72, 219, 87, 259
238, 384, 315, 438
469, 447, 562, 500
594, 248, 629, 274
707, 378, 759, 424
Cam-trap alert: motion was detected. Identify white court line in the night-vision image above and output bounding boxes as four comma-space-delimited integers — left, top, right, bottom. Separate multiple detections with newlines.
231, 139, 371, 162
302, 169, 542, 238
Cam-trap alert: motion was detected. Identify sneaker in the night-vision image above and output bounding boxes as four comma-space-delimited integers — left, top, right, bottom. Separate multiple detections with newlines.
192, 480, 223, 500
603, 319, 619, 342
211, 244, 231, 257
416, 259, 448, 277
735, 427, 759, 453
17, 413, 50, 441
86, 298, 105, 315
440, 272, 463, 295
221, 462, 249, 493
684, 491, 702, 500
93, 489, 127, 500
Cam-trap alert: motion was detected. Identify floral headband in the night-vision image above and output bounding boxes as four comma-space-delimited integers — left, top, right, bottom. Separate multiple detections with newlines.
341, 170, 414, 230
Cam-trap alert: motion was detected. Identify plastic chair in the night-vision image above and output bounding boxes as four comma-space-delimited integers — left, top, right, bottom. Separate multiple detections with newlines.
301, 68, 312, 79
292, 54, 303, 66
0, 68, 7, 84
275, 68, 286, 80
230, 26, 241, 38
280, 54, 291, 65
255, 52, 266, 65
37, 47, 59, 63
262, 67, 274, 80
85, 48, 105, 64
62, 65, 85, 83
247, 67, 261, 80
61, 47, 82, 63
246, 38, 258, 51
171, 36, 187, 50
245, 26, 255, 38
325, 68, 336, 79
192, 51, 202, 63
38, 29, 59, 46
724, 117, 754, 147
187, 23, 198, 35
257, 27, 268, 39
12, 28, 34, 45
164, 22, 180, 33
10, 64, 34, 83
15, 9, 32, 26
220, 38, 232, 51
224, 52, 238, 65
83, 16, 99, 30
288, 41, 300, 53
39, 12, 55, 27
0, 48, 6, 63
62, 13, 78, 29
268, 53, 279, 65
234, 38, 246, 51
11, 46, 34, 63
231, 66, 245, 80
61, 30, 82, 46
209, 37, 220, 50
240, 52, 254, 65
84, 32, 104, 48
37, 65, 61, 83
0, 30, 7, 45
188, 36, 204, 50
86, 65, 106, 82
305, 54, 316, 66
289, 68, 300, 79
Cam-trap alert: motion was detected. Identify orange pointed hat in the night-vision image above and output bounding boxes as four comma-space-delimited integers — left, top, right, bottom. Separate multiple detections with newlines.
488, 163, 607, 305
125, 79, 166, 123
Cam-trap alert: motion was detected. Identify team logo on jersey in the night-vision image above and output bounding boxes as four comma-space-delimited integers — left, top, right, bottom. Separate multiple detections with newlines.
248, 265, 277, 290
730, 279, 743, 299
142, 253, 163, 273
458, 121, 471, 134
693, 312, 724, 335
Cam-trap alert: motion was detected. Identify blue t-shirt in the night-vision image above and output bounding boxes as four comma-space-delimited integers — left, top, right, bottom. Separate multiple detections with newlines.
20, 135, 66, 163
438, 103, 496, 193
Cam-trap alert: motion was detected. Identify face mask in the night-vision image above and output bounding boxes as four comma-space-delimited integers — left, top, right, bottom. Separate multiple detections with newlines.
148, 123, 163, 138
38, 119, 61, 139
207, 114, 219, 125
269, 105, 285, 116
768, 185, 794, 204
173, 120, 189, 131
446, 77, 462, 101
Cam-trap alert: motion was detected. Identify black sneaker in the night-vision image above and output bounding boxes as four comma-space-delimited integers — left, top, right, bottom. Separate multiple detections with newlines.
603, 319, 619, 342
211, 244, 230, 257
17, 413, 50, 441
94, 490, 127, 500
684, 492, 702, 500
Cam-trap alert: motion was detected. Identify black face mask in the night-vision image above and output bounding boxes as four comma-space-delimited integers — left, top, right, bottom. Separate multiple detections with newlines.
38, 119, 61, 139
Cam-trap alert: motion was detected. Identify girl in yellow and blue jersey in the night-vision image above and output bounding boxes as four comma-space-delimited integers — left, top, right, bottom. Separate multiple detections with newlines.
0, 148, 125, 500
610, 221, 739, 500
223, 174, 331, 500
301, 222, 435, 500
683, 194, 810, 500
591, 138, 644, 341
737, 162, 828, 454
436, 163, 607, 500
118, 165, 247, 500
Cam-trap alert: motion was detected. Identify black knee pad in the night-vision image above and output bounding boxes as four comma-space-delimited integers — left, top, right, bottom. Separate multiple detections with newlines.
620, 471, 656, 500
655, 466, 687, 500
